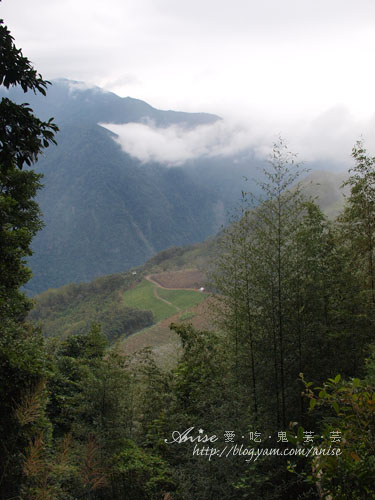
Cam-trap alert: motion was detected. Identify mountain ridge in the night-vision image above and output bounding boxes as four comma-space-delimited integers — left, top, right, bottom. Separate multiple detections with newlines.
2, 79, 345, 295
2, 79, 250, 295
0, 78, 220, 126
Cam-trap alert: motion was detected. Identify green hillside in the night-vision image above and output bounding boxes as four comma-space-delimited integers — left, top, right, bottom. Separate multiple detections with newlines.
29, 240, 212, 341
123, 280, 178, 322
29, 169, 348, 344
2, 79, 266, 295
28, 272, 153, 342
122, 279, 206, 322
157, 287, 205, 309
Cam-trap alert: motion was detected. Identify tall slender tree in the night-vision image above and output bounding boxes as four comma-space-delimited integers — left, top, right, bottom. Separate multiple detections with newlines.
212, 138, 309, 428
339, 139, 375, 309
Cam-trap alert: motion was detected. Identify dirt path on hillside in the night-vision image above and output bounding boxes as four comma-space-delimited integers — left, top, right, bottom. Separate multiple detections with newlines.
152, 285, 180, 311
145, 274, 203, 292
144, 273, 208, 315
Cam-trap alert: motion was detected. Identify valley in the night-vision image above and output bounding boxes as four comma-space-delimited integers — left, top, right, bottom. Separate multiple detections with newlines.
2, 4, 374, 498
29, 241, 216, 364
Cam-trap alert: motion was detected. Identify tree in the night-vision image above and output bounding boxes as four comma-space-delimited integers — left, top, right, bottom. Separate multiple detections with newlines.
212, 138, 309, 429
339, 140, 375, 309
210, 140, 375, 499
0, 14, 58, 499
0, 16, 58, 321
162, 323, 240, 500
292, 368, 375, 500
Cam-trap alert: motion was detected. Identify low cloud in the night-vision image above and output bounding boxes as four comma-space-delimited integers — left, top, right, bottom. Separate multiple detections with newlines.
100, 107, 375, 168
285, 107, 375, 167
101, 120, 260, 166
66, 80, 101, 93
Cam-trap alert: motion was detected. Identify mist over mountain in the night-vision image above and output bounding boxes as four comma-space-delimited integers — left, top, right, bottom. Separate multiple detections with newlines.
1, 80, 269, 294
1, 80, 347, 294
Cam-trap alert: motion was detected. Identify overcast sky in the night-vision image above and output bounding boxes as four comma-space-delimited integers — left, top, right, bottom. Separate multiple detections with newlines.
2, 0, 375, 165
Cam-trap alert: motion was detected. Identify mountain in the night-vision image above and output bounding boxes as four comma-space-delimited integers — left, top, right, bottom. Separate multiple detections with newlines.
29, 166, 348, 360
1, 79, 265, 295
2, 80, 347, 295
1, 78, 220, 127
27, 122, 223, 294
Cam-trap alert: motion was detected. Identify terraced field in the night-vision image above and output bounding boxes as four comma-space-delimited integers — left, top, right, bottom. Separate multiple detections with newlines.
148, 269, 205, 289
157, 287, 205, 309
122, 277, 206, 322
119, 296, 216, 367
120, 271, 215, 365
122, 280, 177, 322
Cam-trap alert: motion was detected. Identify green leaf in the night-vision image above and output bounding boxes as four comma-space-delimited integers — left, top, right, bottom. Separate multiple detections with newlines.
332, 401, 339, 414
353, 378, 360, 388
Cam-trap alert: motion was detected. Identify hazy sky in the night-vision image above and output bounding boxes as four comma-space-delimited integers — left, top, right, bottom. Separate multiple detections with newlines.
2, 0, 375, 165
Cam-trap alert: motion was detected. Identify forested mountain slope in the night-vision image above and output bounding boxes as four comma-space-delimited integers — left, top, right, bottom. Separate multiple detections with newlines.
1, 80, 347, 295
29, 172, 346, 347
1, 80, 267, 294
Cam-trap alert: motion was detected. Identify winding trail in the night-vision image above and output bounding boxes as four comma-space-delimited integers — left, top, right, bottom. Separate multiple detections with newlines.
145, 274, 201, 292
144, 274, 205, 312
121, 275, 202, 313
152, 283, 180, 311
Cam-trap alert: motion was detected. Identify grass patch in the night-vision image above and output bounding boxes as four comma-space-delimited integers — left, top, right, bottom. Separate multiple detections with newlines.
157, 288, 205, 309
120, 297, 215, 368
123, 281, 206, 324
123, 280, 177, 322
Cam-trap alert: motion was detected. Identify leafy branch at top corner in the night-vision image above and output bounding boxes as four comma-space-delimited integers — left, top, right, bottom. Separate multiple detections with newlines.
0, 18, 59, 169
0, 18, 49, 94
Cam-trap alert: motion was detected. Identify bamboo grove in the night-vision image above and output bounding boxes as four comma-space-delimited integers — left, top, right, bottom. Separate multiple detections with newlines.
209, 138, 375, 498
